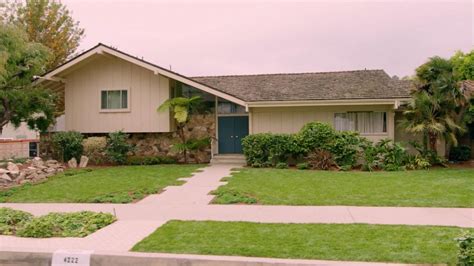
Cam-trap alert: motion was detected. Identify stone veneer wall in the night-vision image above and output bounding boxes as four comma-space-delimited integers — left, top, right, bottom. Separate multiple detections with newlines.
40, 114, 216, 163
129, 114, 215, 163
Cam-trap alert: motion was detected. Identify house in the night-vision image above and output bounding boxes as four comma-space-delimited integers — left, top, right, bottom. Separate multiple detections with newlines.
37, 43, 420, 162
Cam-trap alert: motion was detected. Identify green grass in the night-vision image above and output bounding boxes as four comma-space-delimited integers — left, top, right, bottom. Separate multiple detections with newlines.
132, 220, 471, 264
0, 165, 203, 203
212, 168, 474, 207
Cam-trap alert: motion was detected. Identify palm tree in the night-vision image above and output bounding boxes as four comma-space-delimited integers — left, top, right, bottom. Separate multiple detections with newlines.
157, 96, 202, 163
401, 56, 468, 155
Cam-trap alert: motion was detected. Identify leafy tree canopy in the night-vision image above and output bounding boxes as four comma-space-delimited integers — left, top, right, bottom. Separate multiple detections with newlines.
4, 0, 84, 70
450, 50, 474, 81
0, 23, 55, 133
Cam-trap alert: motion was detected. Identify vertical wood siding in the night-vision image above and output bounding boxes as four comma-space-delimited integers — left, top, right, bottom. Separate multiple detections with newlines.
250, 105, 395, 142
64, 56, 170, 133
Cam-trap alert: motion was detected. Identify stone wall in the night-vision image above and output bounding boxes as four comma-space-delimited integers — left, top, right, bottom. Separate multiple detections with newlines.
129, 114, 215, 163
40, 114, 216, 163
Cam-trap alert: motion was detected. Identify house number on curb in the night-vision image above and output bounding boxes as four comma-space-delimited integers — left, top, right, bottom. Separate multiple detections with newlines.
52, 249, 93, 266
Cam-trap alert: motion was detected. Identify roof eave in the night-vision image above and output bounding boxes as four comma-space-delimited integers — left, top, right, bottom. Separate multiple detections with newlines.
247, 98, 411, 108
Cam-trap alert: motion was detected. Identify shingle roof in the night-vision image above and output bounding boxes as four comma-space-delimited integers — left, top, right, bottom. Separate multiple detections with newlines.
192, 70, 413, 102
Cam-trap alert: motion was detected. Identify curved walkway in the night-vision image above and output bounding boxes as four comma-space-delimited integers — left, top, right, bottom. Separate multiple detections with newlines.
1, 164, 473, 265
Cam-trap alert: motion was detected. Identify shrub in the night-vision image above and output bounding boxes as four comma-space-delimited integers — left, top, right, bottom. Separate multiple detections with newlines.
16, 211, 116, 238
450, 145, 471, 162
296, 162, 309, 170
297, 122, 336, 153
456, 231, 474, 266
377, 139, 409, 171
275, 162, 289, 169
106, 131, 132, 165
82, 137, 107, 165
51, 131, 84, 162
406, 155, 431, 170
0, 208, 33, 235
242, 133, 301, 166
125, 155, 177, 165
330, 131, 364, 167
306, 149, 337, 170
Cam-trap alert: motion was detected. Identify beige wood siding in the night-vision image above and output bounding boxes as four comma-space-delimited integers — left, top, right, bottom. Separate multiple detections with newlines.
250, 105, 395, 143
64, 56, 170, 133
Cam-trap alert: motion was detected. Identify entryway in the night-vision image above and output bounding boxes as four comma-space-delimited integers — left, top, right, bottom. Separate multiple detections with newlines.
217, 116, 249, 154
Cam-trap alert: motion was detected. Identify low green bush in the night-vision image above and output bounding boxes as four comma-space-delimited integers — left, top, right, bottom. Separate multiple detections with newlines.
456, 231, 474, 266
275, 162, 289, 169
0, 208, 33, 235
83, 137, 107, 165
106, 131, 132, 165
0, 208, 115, 238
296, 162, 309, 170
298, 122, 336, 153
450, 145, 471, 162
126, 155, 177, 165
52, 131, 84, 162
242, 133, 301, 166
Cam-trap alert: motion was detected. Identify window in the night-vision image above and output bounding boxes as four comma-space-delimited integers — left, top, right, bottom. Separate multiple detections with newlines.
217, 102, 246, 114
334, 112, 387, 133
101, 90, 128, 110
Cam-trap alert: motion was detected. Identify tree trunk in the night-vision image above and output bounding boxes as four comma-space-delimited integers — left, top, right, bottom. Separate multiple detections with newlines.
177, 124, 187, 164
428, 132, 438, 154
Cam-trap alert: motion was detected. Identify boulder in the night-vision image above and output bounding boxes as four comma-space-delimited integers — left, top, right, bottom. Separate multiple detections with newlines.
0, 168, 9, 175
0, 173, 12, 182
79, 156, 89, 168
7, 162, 19, 174
68, 158, 78, 168
32, 157, 44, 167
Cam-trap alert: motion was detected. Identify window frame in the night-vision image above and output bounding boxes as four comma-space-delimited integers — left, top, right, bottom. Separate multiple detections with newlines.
334, 111, 387, 135
99, 88, 130, 113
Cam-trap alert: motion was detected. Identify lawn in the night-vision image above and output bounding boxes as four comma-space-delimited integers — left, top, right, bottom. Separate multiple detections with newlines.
0, 165, 203, 203
212, 168, 474, 207
132, 220, 471, 264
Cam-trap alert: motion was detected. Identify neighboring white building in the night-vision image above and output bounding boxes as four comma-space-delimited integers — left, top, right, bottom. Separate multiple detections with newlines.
0, 122, 38, 140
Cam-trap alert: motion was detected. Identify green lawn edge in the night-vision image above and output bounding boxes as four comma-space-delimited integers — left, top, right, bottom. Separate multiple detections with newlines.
131, 220, 472, 264
211, 168, 474, 207
0, 164, 204, 203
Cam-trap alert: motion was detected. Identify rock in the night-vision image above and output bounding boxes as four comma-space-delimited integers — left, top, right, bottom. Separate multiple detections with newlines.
0, 173, 12, 182
46, 159, 58, 165
79, 156, 89, 168
68, 158, 77, 168
32, 157, 44, 167
7, 162, 19, 174
26, 173, 37, 180
0, 168, 9, 174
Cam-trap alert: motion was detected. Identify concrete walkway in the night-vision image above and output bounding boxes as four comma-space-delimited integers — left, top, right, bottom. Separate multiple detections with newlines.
1, 164, 473, 265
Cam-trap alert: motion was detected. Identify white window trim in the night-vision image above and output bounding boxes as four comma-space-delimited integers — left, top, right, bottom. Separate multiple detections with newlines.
99, 88, 131, 113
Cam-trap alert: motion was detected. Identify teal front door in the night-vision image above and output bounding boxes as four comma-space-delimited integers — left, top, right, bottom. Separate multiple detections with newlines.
218, 116, 249, 154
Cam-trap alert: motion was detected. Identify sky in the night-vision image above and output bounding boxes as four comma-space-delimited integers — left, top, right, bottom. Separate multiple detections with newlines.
62, 0, 473, 78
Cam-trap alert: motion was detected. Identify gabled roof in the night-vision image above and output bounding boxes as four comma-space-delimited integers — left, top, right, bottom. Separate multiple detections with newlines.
193, 70, 413, 103
38, 43, 247, 106
39, 43, 413, 107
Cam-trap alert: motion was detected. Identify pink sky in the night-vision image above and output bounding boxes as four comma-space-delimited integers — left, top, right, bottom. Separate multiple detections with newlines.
63, 0, 473, 78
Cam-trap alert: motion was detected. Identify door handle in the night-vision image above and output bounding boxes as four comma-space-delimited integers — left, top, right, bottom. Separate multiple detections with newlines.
235, 136, 239, 138
230, 136, 233, 138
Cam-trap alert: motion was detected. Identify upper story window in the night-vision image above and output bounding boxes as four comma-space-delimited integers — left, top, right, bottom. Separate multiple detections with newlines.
101, 89, 128, 110
334, 112, 387, 134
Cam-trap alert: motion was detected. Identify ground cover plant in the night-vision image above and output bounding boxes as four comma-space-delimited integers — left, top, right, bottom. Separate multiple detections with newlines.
0, 165, 202, 203
132, 220, 472, 264
0, 208, 115, 238
211, 168, 474, 207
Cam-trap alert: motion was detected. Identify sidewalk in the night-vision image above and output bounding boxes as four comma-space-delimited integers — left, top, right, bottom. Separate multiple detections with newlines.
0, 163, 473, 265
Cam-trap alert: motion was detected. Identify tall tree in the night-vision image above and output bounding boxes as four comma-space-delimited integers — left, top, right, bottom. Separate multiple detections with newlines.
451, 50, 474, 81
5, 0, 84, 70
0, 23, 55, 133
401, 56, 468, 154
